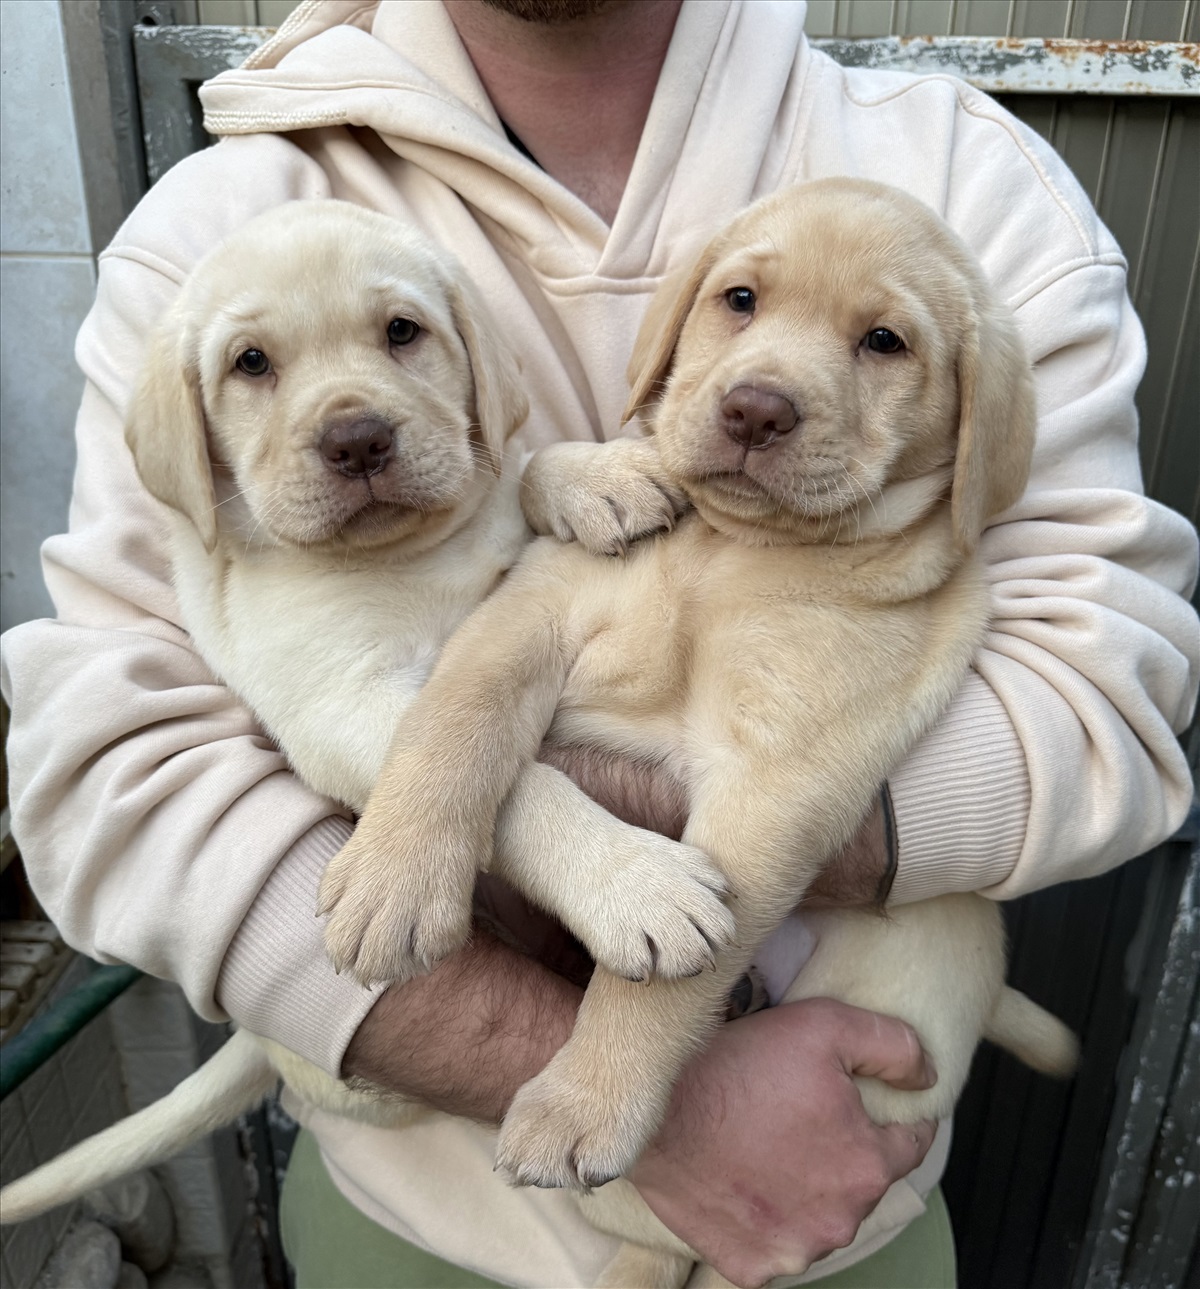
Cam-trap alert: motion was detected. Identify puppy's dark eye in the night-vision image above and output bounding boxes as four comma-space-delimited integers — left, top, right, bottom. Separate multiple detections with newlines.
387, 318, 420, 346
725, 287, 756, 314
236, 349, 271, 376
866, 328, 905, 354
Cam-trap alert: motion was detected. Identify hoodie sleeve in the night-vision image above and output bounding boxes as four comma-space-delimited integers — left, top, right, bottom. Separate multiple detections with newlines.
886, 100, 1199, 903
0, 137, 381, 1076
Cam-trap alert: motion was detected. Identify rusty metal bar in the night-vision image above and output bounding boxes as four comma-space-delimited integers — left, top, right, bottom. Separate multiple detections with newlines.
133, 21, 273, 182
141, 25, 1199, 107
811, 36, 1200, 95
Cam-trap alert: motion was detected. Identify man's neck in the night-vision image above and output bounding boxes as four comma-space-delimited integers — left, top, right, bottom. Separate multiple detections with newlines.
444, 1, 683, 225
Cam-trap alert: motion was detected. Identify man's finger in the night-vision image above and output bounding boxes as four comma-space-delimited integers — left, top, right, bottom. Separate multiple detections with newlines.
828, 1003, 937, 1090
873, 1117, 938, 1180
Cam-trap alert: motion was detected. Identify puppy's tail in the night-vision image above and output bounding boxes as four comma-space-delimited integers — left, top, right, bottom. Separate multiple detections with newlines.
984, 986, 1079, 1078
0, 1029, 276, 1225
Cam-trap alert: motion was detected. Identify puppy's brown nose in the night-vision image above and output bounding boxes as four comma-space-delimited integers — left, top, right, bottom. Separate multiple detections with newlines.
721, 385, 798, 449
320, 418, 393, 478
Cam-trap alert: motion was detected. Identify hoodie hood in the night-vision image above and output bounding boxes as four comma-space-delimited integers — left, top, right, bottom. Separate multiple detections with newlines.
200, 0, 813, 282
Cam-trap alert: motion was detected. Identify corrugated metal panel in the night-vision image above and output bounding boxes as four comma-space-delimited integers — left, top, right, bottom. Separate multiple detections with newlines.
196, 0, 257, 23
198, 0, 296, 22
1075, 833, 1200, 1289
996, 91, 1200, 527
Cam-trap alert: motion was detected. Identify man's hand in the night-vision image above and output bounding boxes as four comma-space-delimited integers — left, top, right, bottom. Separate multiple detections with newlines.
346, 954, 935, 1288
632, 997, 937, 1289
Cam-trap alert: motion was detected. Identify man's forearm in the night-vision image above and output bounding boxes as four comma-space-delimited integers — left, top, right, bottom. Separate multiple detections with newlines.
342, 927, 582, 1122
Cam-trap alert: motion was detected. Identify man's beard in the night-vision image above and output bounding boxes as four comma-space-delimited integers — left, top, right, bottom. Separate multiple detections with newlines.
478, 0, 614, 22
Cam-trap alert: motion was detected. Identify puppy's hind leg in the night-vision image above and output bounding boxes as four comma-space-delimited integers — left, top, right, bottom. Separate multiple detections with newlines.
595, 1244, 694, 1289
579, 1179, 695, 1288
687, 1267, 741, 1289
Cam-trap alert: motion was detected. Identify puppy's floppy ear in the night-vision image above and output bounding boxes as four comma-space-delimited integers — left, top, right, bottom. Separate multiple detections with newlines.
446, 278, 528, 476
622, 244, 718, 427
951, 293, 1036, 553
124, 317, 217, 551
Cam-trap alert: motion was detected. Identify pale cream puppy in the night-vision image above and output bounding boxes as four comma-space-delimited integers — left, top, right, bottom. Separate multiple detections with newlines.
318, 182, 1076, 1270
127, 199, 733, 982
0, 199, 735, 1225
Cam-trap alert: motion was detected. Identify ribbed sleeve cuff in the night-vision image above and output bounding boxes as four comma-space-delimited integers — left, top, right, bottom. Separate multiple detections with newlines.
888, 671, 1030, 905
216, 816, 384, 1077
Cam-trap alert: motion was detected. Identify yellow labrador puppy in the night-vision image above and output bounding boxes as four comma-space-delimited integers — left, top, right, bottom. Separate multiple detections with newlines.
0, 200, 733, 1223
318, 180, 1076, 1248
128, 199, 732, 980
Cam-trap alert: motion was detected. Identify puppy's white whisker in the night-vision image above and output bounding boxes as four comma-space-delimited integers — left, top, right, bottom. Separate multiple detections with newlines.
843, 459, 884, 530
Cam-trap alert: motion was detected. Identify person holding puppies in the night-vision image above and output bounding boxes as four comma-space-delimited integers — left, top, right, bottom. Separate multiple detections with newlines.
2, 2, 1197, 1287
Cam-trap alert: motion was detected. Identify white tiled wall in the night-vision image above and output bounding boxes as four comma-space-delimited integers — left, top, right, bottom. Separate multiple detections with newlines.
197, 0, 300, 23
0, 0, 93, 634
0, 959, 126, 1289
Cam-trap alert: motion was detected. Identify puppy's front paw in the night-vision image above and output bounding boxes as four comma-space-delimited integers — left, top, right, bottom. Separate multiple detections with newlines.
316, 822, 478, 987
522, 441, 689, 557
551, 477, 685, 558
573, 834, 735, 982
496, 1055, 658, 1190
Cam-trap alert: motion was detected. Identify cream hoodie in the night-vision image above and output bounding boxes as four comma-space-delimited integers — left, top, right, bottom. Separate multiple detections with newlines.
1, 1, 1197, 1283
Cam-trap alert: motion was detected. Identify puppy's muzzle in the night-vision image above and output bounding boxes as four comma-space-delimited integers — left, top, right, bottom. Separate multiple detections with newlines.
320, 416, 394, 479
721, 385, 798, 450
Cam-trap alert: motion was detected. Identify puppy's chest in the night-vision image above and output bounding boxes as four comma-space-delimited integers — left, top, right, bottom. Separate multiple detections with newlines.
553, 532, 959, 757
185, 515, 524, 729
